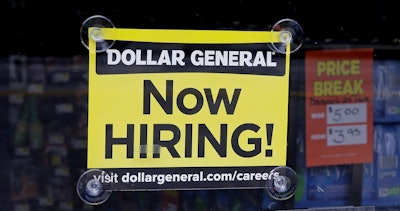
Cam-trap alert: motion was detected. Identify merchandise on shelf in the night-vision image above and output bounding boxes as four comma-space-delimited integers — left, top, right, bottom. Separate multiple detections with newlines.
362, 124, 400, 207
374, 60, 400, 122
294, 128, 352, 208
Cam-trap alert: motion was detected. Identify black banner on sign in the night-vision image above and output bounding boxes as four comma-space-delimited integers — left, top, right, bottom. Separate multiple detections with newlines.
92, 166, 278, 191
95, 42, 286, 76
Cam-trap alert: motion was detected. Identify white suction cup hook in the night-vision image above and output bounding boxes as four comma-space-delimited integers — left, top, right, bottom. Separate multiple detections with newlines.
269, 18, 304, 54
80, 15, 116, 53
76, 169, 112, 205
265, 166, 297, 201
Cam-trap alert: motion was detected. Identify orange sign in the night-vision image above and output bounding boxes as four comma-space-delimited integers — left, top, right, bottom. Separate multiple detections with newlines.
305, 49, 374, 167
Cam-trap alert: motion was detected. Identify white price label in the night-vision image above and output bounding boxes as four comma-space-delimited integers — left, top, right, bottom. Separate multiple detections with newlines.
326, 103, 367, 124
327, 124, 367, 146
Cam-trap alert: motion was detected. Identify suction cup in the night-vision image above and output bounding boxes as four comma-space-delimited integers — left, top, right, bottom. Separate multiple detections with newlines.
265, 166, 297, 201
269, 18, 304, 54
80, 15, 115, 53
76, 169, 112, 205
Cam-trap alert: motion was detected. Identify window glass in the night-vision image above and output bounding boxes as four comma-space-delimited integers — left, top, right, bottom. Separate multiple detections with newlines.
0, 1, 399, 210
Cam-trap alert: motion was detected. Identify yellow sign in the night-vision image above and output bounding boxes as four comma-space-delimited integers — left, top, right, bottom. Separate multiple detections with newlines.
88, 28, 290, 169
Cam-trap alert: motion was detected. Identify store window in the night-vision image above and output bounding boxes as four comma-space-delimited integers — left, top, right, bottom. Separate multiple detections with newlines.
1, 1, 399, 210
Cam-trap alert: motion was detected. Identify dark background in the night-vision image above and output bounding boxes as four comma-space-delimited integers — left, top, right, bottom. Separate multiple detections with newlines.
1, 0, 400, 210
1, 0, 400, 56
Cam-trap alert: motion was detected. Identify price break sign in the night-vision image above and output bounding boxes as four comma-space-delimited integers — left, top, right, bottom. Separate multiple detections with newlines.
87, 28, 291, 190
305, 49, 374, 167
